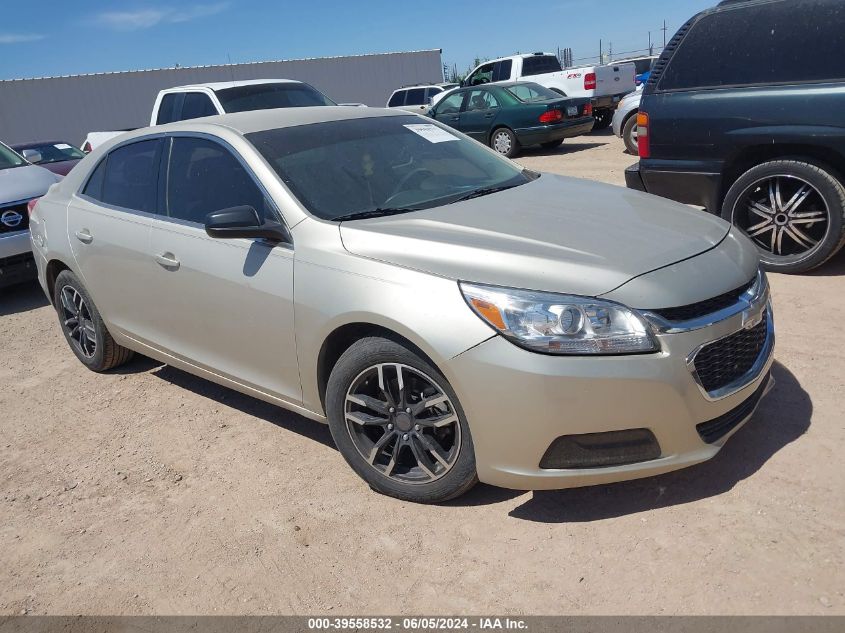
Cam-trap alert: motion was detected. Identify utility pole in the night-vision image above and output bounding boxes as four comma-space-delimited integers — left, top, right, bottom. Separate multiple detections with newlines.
608, 41, 613, 61
662, 20, 668, 48
599, 39, 602, 64
648, 31, 653, 55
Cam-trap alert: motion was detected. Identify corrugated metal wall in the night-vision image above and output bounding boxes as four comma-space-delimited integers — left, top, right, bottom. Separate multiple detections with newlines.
0, 49, 443, 146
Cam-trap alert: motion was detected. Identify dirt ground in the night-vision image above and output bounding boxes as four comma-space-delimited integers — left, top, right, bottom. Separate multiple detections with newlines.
1, 129, 843, 616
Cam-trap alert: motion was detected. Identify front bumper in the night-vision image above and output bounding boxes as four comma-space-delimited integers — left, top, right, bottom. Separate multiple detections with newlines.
515, 118, 595, 146
0, 231, 36, 288
444, 298, 774, 490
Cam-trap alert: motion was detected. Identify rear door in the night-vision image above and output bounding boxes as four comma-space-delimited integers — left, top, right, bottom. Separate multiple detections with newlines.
67, 138, 163, 339
146, 134, 300, 402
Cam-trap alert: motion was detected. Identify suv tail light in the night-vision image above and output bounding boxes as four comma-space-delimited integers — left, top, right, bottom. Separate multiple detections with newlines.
584, 73, 597, 90
27, 197, 41, 216
637, 112, 650, 158
583, 103, 593, 116
539, 109, 563, 124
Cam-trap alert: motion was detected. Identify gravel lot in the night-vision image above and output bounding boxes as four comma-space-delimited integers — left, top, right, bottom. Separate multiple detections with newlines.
1, 129, 843, 616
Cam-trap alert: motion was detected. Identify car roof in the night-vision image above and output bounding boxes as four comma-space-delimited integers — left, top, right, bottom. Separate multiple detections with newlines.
148, 106, 412, 136
163, 79, 303, 92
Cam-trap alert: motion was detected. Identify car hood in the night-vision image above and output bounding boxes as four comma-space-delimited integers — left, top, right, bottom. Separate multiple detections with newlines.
0, 164, 61, 202
339, 174, 731, 297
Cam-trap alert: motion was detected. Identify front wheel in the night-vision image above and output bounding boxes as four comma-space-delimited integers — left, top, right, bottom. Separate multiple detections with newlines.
326, 337, 478, 503
721, 159, 845, 273
622, 114, 638, 155
53, 270, 134, 371
490, 128, 520, 158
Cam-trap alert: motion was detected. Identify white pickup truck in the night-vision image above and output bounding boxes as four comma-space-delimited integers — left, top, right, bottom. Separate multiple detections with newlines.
81, 79, 335, 152
460, 53, 636, 129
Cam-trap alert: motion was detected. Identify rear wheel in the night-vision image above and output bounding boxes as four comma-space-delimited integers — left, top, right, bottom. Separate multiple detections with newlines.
541, 140, 564, 150
490, 127, 520, 158
54, 270, 134, 371
721, 159, 845, 273
622, 114, 638, 155
326, 337, 478, 503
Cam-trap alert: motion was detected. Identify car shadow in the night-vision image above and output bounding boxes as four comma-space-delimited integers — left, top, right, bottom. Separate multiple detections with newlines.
0, 280, 49, 316
807, 247, 845, 276
521, 142, 608, 158
148, 363, 335, 449
499, 360, 810, 522
588, 126, 616, 137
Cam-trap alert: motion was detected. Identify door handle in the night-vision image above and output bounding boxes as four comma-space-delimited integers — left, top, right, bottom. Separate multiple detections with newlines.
450, 116, 460, 122
154, 252, 180, 270
484, 113, 495, 119
74, 229, 93, 244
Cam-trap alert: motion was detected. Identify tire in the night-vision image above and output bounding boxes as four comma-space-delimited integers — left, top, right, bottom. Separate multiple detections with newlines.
540, 140, 564, 150
622, 113, 638, 155
490, 127, 520, 158
721, 159, 845, 273
326, 337, 478, 503
53, 270, 134, 372
592, 110, 612, 130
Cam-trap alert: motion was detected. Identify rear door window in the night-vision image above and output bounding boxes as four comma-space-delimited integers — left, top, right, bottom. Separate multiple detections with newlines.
99, 140, 162, 213
156, 93, 181, 124
493, 60, 513, 82
660, 0, 845, 90
179, 92, 218, 121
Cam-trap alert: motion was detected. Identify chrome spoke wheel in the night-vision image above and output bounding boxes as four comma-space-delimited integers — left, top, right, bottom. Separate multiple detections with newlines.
60, 285, 97, 359
344, 363, 461, 484
492, 131, 512, 155
732, 175, 829, 258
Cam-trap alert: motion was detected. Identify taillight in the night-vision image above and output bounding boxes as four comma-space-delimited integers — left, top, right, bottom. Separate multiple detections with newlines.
583, 103, 593, 116
637, 112, 650, 158
584, 73, 597, 90
82, 141, 92, 153
539, 109, 563, 124
27, 197, 41, 216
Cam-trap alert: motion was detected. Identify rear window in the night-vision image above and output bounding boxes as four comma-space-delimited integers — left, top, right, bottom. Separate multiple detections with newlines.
156, 93, 181, 124
388, 90, 405, 107
522, 56, 562, 77
506, 83, 561, 102
215, 83, 335, 112
659, 0, 845, 90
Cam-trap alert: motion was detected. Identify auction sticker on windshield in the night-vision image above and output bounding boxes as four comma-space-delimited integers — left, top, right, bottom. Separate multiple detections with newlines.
404, 124, 459, 143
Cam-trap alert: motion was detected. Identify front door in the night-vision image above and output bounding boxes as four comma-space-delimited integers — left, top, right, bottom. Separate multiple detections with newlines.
146, 135, 300, 403
459, 89, 501, 142
431, 91, 467, 131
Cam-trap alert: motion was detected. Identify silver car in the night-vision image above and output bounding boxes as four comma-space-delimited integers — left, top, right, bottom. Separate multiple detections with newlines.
30, 107, 774, 503
612, 89, 642, 155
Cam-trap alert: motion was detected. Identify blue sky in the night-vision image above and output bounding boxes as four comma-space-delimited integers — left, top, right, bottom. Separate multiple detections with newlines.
1, 1, 714, 80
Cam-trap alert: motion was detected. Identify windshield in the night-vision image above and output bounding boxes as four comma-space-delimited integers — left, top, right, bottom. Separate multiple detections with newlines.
0, 143, 26, 170
215, 83, 336, 113
246, 115, 531, 221
17, 142, 85, 164
506, 82, 562, 103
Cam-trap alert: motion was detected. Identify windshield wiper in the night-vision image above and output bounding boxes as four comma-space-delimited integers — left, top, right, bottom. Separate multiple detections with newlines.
332, 207, 423, 222
449, 183, 523, 203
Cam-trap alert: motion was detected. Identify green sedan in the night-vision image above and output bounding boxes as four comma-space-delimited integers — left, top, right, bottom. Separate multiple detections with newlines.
429, 82, 594, 158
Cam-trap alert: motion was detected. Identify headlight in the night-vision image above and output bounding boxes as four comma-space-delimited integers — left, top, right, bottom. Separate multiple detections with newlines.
460, 282, 658, 355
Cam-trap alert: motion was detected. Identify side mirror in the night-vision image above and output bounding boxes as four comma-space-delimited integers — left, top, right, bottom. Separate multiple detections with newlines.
22, 149, 42, 163
204, 205, 291, 243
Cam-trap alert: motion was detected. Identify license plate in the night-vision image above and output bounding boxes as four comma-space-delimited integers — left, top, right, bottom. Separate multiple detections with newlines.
566, 106, 578, 116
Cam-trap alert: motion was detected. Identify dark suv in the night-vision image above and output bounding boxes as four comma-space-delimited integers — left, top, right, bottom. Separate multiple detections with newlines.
626, 0, 845, 273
